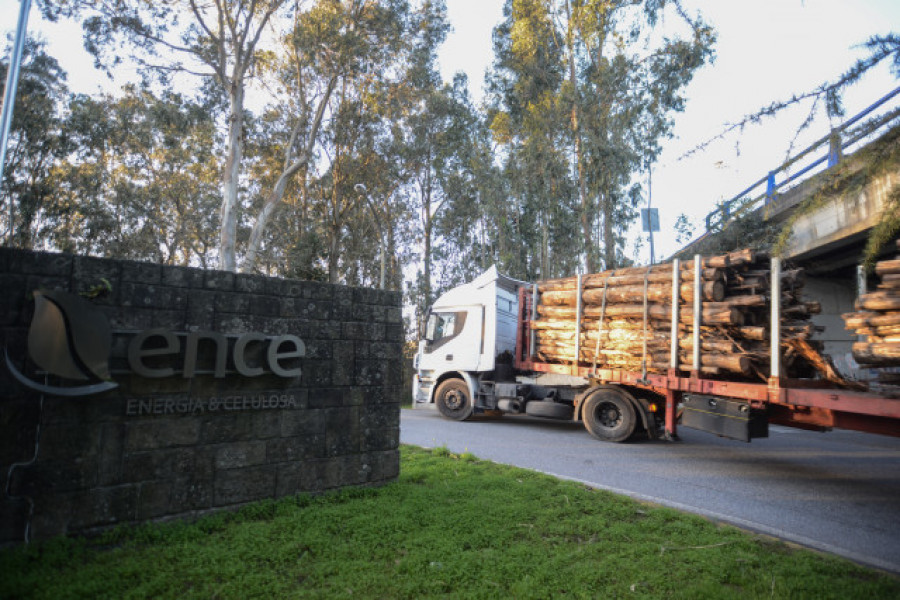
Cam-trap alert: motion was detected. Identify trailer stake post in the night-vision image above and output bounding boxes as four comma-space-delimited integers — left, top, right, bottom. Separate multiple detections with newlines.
574, 273, 583, 375
770, 256, 782, 386
692, 255, 702, 378
530, 283, 538, 359
670, 259, 680, 370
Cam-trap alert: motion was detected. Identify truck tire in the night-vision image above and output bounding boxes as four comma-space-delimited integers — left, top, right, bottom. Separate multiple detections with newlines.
525, 400, 574, 420
582, 388, 636, 442
435, 378, 474, 421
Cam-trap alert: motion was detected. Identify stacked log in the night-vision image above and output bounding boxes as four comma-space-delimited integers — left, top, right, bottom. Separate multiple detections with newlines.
843, 239, 900, 369
531, 248, 825, 380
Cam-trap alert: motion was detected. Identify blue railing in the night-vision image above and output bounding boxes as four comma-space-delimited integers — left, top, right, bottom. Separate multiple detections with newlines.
704, 86, 900, 232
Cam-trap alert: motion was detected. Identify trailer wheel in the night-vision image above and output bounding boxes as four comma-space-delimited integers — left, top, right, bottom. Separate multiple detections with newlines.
435, 378, 473, 421
582, 389, 636, 442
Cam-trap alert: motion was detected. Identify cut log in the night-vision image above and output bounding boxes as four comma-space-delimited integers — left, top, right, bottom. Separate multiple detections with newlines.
874, 259, 900, 276
852, 342, 900, 365
857, 291, 900, 312
843, 311, 900, 329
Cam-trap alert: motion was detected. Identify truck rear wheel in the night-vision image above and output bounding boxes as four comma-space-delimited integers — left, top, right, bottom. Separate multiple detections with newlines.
582, 388, 636, 442
435, 378, 473, 421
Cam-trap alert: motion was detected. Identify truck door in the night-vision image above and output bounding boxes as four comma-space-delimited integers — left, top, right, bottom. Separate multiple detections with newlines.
419, 305, 484, 373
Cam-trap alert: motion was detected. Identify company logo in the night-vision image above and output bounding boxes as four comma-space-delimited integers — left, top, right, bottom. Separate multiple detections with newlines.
5, 289, 307, 398
5, 289, 119, 396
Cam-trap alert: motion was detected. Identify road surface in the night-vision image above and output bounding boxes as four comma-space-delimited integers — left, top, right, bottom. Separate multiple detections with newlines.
400, 406, 900, 573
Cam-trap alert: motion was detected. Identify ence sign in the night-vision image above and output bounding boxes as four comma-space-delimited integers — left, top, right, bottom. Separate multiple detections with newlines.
4, 289, 305, 398
128, 329, 304, 379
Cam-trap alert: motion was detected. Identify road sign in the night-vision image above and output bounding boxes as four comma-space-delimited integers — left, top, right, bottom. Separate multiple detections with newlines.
641, 208, 659, 232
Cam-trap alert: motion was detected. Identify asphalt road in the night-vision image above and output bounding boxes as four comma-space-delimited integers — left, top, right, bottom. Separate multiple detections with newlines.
400, 406, 900, 573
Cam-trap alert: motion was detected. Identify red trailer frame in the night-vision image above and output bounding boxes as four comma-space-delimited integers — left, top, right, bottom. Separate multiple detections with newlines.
514, 282, 900, 439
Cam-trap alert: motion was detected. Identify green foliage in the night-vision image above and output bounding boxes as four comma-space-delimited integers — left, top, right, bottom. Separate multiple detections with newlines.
0, 40, 69, 249
486, 0, 715, 275
1, 445, 897, 599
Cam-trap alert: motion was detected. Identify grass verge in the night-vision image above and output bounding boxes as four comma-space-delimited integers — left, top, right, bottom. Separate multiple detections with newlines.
1, 445, 897, 599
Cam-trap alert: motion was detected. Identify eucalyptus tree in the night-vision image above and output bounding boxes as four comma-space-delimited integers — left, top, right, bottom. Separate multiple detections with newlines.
242, 0, 411, 273
571, 0, 714, 269
0, 40, 68, 249
46, 87, 220, 264
487, 0, 713, 272
44, 0, 293, 271
487, 0, 579, 281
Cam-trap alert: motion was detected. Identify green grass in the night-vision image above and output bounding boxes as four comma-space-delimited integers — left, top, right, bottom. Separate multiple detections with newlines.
1, 445, 897, 599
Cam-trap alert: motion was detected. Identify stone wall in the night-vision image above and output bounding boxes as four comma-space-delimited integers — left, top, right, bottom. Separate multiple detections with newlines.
0, 248, 402, 544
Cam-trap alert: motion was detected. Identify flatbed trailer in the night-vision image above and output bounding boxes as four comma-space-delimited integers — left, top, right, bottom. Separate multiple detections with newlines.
413, 259, 900, 442
514, 259, 900, 440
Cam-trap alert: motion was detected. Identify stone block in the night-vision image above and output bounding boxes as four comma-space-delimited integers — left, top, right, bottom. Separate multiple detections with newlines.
121, 448, 196, 483
121, 282, 188, 310
186, 289, 216, 330
64, 485, 140, 531
214, 465, 277, 506
307, 388, 342, 409
162, 265, 204, 288
235, 273, 269, 294
204, 270, 235, 291
354, 360, 387, 387
200, 414, 254, 444
300, 281, 334, 301
275, 462, 304, 496
0, 274, 28, 326
126, 418, 201, 452
251, 411, 282, 439
303, 361, 333, 387
250, 294, 281, 318
215, 291, 251, 314
15, 456, 100, 494
280, 409, 324, 437
120, 260, 162, 284
70, 258, 119, 302
215, 441, 267, 469
9, 250, 72, 278
342, 322, 385, 341
25, 275, 70, 296
37, 422, 102, 461
267, 434, 324, 462
362, 427, 400, 452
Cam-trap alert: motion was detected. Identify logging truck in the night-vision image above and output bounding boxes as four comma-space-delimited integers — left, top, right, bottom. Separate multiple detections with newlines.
411, 259, 900, 442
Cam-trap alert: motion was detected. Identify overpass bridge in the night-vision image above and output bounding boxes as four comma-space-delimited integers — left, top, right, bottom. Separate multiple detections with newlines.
677, 87, 900, 378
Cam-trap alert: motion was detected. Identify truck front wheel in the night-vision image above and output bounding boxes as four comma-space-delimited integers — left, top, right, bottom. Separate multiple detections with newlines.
434, 378, 473, 421
582, 389, 636, 442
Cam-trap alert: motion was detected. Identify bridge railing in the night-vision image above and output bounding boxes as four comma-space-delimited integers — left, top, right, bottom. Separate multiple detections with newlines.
704, 86, 900, 232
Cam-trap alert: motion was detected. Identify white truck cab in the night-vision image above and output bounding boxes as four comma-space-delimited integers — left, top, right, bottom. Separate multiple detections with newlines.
412, 266, 523, 418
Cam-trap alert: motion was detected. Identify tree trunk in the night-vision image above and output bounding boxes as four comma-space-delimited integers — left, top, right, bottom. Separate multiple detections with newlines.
218, 84, 244, 272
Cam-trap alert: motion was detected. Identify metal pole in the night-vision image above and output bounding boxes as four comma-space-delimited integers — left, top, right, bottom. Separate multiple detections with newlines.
647, 170, 654, 264
692, 255, 702, 375
670, 259, 680, 369
857, 264, 867, 342
0, 0, 33, 231
770, 257, 781, 379
857, 264, 867, 298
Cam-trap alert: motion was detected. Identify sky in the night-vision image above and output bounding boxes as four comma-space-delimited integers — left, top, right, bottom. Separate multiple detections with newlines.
2, 0, 900, 264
